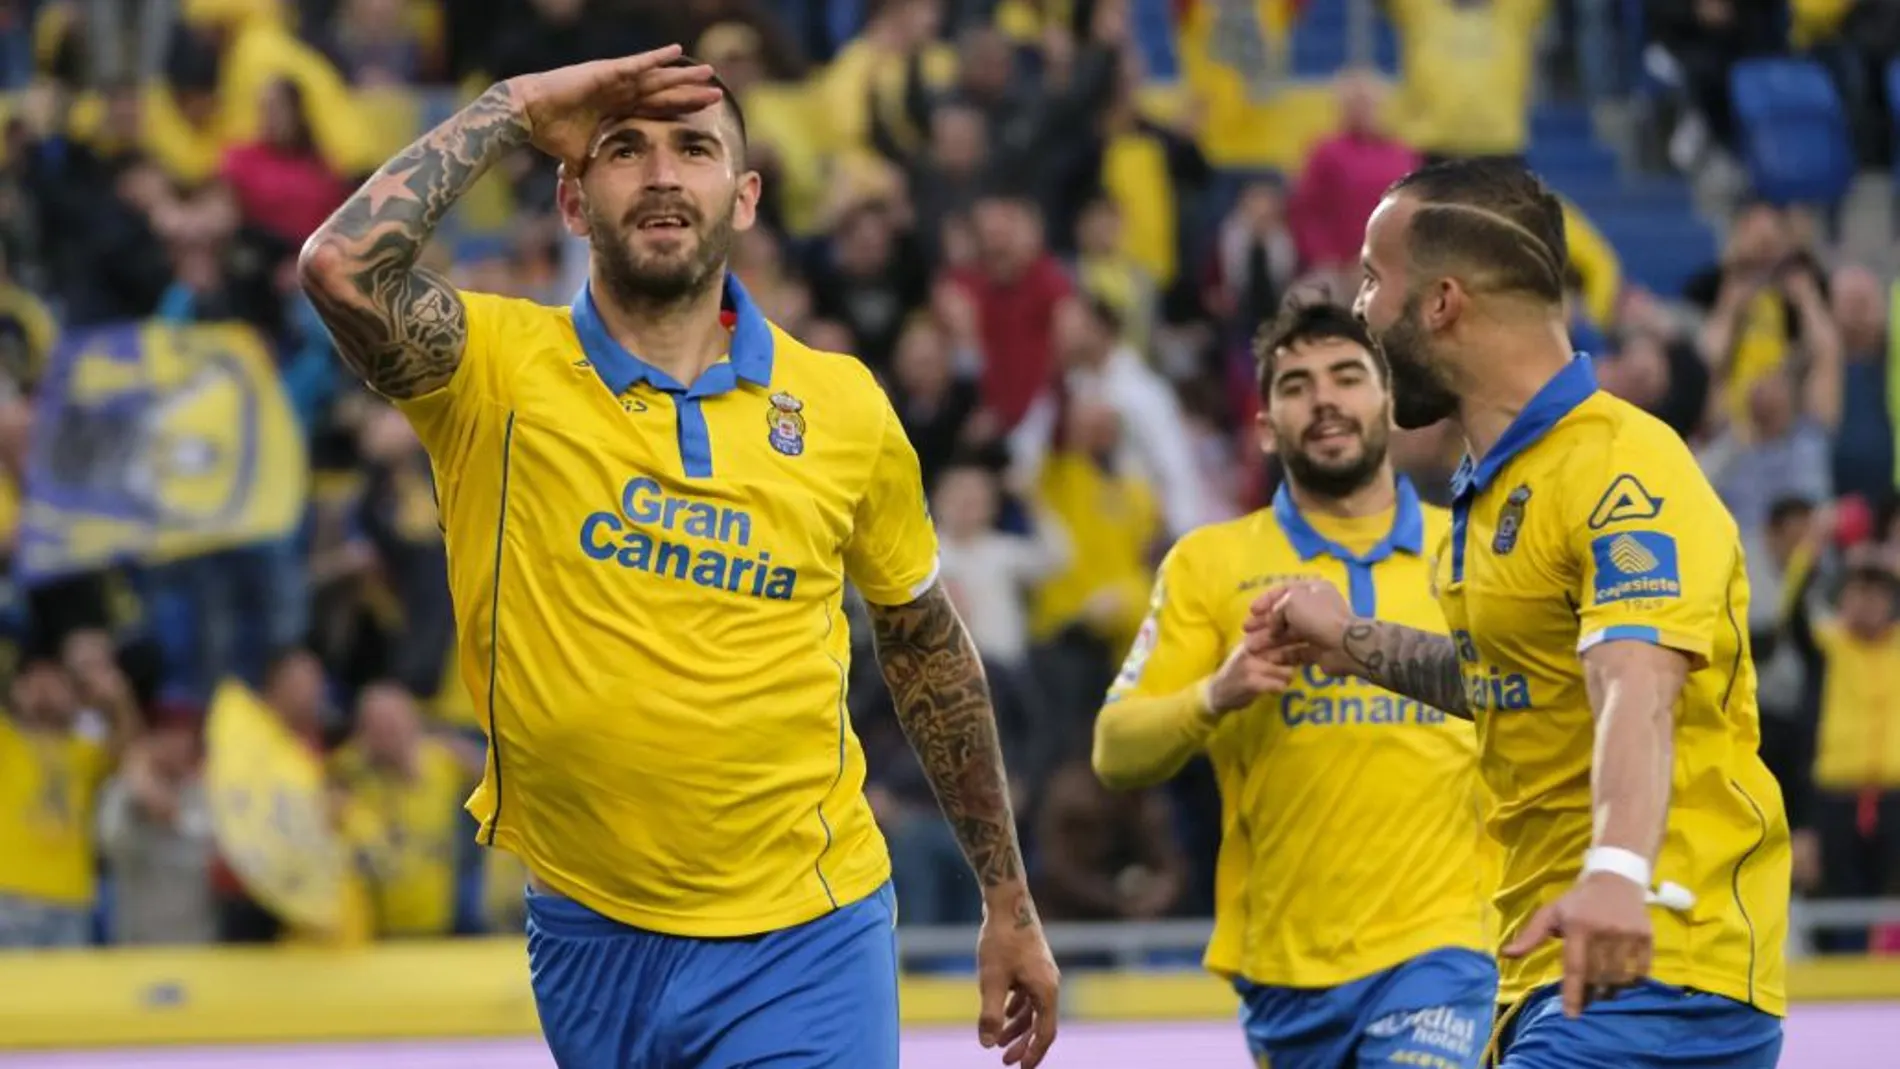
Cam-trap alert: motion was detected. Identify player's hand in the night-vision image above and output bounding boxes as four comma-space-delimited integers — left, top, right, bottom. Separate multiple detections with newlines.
508, 45, 723, 169
1244, 580, 1356, 676
1503, 871, 1653, 1018
976, 889, 1060, 1068
1204, 634, 1300, 715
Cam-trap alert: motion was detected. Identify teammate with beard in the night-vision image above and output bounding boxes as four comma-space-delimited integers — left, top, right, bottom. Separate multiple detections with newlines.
1093, 303, 1497, 1069
298, 47, 1060, 1069
1257, 159, 1788, 1069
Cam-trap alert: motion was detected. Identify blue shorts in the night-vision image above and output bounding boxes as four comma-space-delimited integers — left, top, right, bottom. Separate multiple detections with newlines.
1236, 948, 1498, 1069
526, 882, 900, 1069
1491, 981, 1783, 1069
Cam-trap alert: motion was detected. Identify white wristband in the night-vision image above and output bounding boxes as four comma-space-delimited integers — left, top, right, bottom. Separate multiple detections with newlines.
1583, 846, 1651, 890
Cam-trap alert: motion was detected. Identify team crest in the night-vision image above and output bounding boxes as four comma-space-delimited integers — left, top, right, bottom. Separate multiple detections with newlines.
1492, 485, 1531, 555
766, 392, 807, 456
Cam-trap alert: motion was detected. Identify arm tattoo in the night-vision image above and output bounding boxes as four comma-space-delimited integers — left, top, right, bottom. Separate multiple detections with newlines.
867, 582, 1032, 922
1341, 620, 1472, 719
299, 83, 530, 398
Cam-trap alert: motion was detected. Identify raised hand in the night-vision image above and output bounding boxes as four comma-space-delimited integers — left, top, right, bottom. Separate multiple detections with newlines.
509, 44, 723, 168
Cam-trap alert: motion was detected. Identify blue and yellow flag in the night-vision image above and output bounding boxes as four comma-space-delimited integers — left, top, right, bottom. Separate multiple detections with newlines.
17, 320, 307, 586
205, 679, 351, 937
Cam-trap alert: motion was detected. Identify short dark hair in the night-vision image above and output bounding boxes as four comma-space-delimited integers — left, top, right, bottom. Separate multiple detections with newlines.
672, 55, 749, 159
1387, 158, 1568, 306
1252, 301, 1384, 402
1766, 496, 1816, 531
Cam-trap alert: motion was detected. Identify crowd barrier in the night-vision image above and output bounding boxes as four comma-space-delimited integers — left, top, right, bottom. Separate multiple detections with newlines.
5, 909, 1900, 1050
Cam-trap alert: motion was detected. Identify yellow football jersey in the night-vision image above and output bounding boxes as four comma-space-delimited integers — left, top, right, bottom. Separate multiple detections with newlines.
1437, 357, 1790, 1014
331, 737, 469, 937
1105, 479, 1493, 988
393, 277, 939, 938
0, 716, 111, 906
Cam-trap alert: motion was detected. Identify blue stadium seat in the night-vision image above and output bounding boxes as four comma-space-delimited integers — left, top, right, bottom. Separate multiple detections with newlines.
1728, 58, 1856, 208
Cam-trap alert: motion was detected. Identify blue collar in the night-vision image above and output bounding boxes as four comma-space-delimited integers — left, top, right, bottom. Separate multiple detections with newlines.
569, 273, 775, 398
1272, 475, 1425, 565
1451, 354, 1597, 502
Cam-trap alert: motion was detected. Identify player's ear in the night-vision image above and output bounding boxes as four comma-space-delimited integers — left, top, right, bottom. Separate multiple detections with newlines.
555, 163, 590, 239
1426, 276, 1465, 331
731, 168, 762, 234
1254, 406, 1278, 457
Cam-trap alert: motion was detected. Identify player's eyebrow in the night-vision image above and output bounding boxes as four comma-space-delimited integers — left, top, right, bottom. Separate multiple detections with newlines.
1272, 365, 1313, 391
1327, 357, 1370, 377
672, 126, 725, 156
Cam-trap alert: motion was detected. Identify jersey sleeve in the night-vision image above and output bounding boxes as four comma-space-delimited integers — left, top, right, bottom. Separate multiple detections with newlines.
1106, 537, 1226, 702
388, 289, 520, 474
843, 389, 941, 606
1567, 425, 1735, 668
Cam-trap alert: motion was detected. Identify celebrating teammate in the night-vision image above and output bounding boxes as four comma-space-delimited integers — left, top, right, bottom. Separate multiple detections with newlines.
1094, 303, 1497, 1069
298, 46, 1059, 1069
1258, 160, 1789, 1068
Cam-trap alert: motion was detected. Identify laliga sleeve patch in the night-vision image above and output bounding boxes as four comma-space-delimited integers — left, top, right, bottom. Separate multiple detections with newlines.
1588, 474, 1665, 529
1590, 530, 1681, 603
1113, 613, 1160, 691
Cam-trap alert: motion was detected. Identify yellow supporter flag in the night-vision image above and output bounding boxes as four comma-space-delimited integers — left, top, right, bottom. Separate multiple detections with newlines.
205, 680, 349, 937
16, 320, 307, 586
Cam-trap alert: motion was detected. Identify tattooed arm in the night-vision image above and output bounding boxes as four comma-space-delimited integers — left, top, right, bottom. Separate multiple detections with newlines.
1256, 580, 1471, 719
866, 581, 1035, 923
1338, 620, 1471, 719
297, 84, 528, 398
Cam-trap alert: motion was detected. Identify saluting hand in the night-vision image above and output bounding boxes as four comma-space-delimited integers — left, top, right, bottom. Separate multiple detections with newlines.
508, 44, 724, 170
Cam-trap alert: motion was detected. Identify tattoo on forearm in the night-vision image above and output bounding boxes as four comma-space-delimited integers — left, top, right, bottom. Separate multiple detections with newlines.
299, 83, 530, 398
867, 583, 1031, 922
1341, 621, 1471, 718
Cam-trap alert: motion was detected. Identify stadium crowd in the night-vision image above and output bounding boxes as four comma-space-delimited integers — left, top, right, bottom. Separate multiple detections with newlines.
0, 0, 1897, 959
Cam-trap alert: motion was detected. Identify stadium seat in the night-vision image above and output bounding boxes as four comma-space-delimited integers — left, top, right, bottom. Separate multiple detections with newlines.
1728, 58, 1856, 208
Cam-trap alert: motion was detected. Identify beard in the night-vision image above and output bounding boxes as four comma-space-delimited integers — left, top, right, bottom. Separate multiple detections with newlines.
588, 192, 738, 308
1369, 293, 1460, 430
1277, 416, 1390, 500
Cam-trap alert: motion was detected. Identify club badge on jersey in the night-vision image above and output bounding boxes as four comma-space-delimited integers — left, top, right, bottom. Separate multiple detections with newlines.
768, 392, 807, 456
1492, 485, 1532, 555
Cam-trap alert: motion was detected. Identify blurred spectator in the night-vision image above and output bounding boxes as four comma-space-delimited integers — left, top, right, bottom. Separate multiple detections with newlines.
1701, 356, 1841, 581
1644, 0, 1788, 163
219, 79, 352, 248
1030, 397, 1161, 741
1827, 264, 1894, 502
331, 683, 478, 938
888, 310, 983, 493
1688, 202, 1834, 433
1289, 71, 1419, 281
1386, 0, 1551, 164
318, 0, 440, 86
949, 189, 1075, 436
810, 200, 929, 372
97, 711, 215, 946
1805, 553, 1900, 949
935, 457, 1067, 772
354, 407, 453, 699
0, 655, 130, 948
1032, 751, 1187, 922
1073, 195, 1157, 356
1205, 181, 1299, 345
1054, 296, 1217, 538
1593, 288, 1712, 438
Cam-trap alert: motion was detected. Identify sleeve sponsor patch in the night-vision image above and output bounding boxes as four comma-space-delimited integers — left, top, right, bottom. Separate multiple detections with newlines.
1589, 530, 1681, 603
